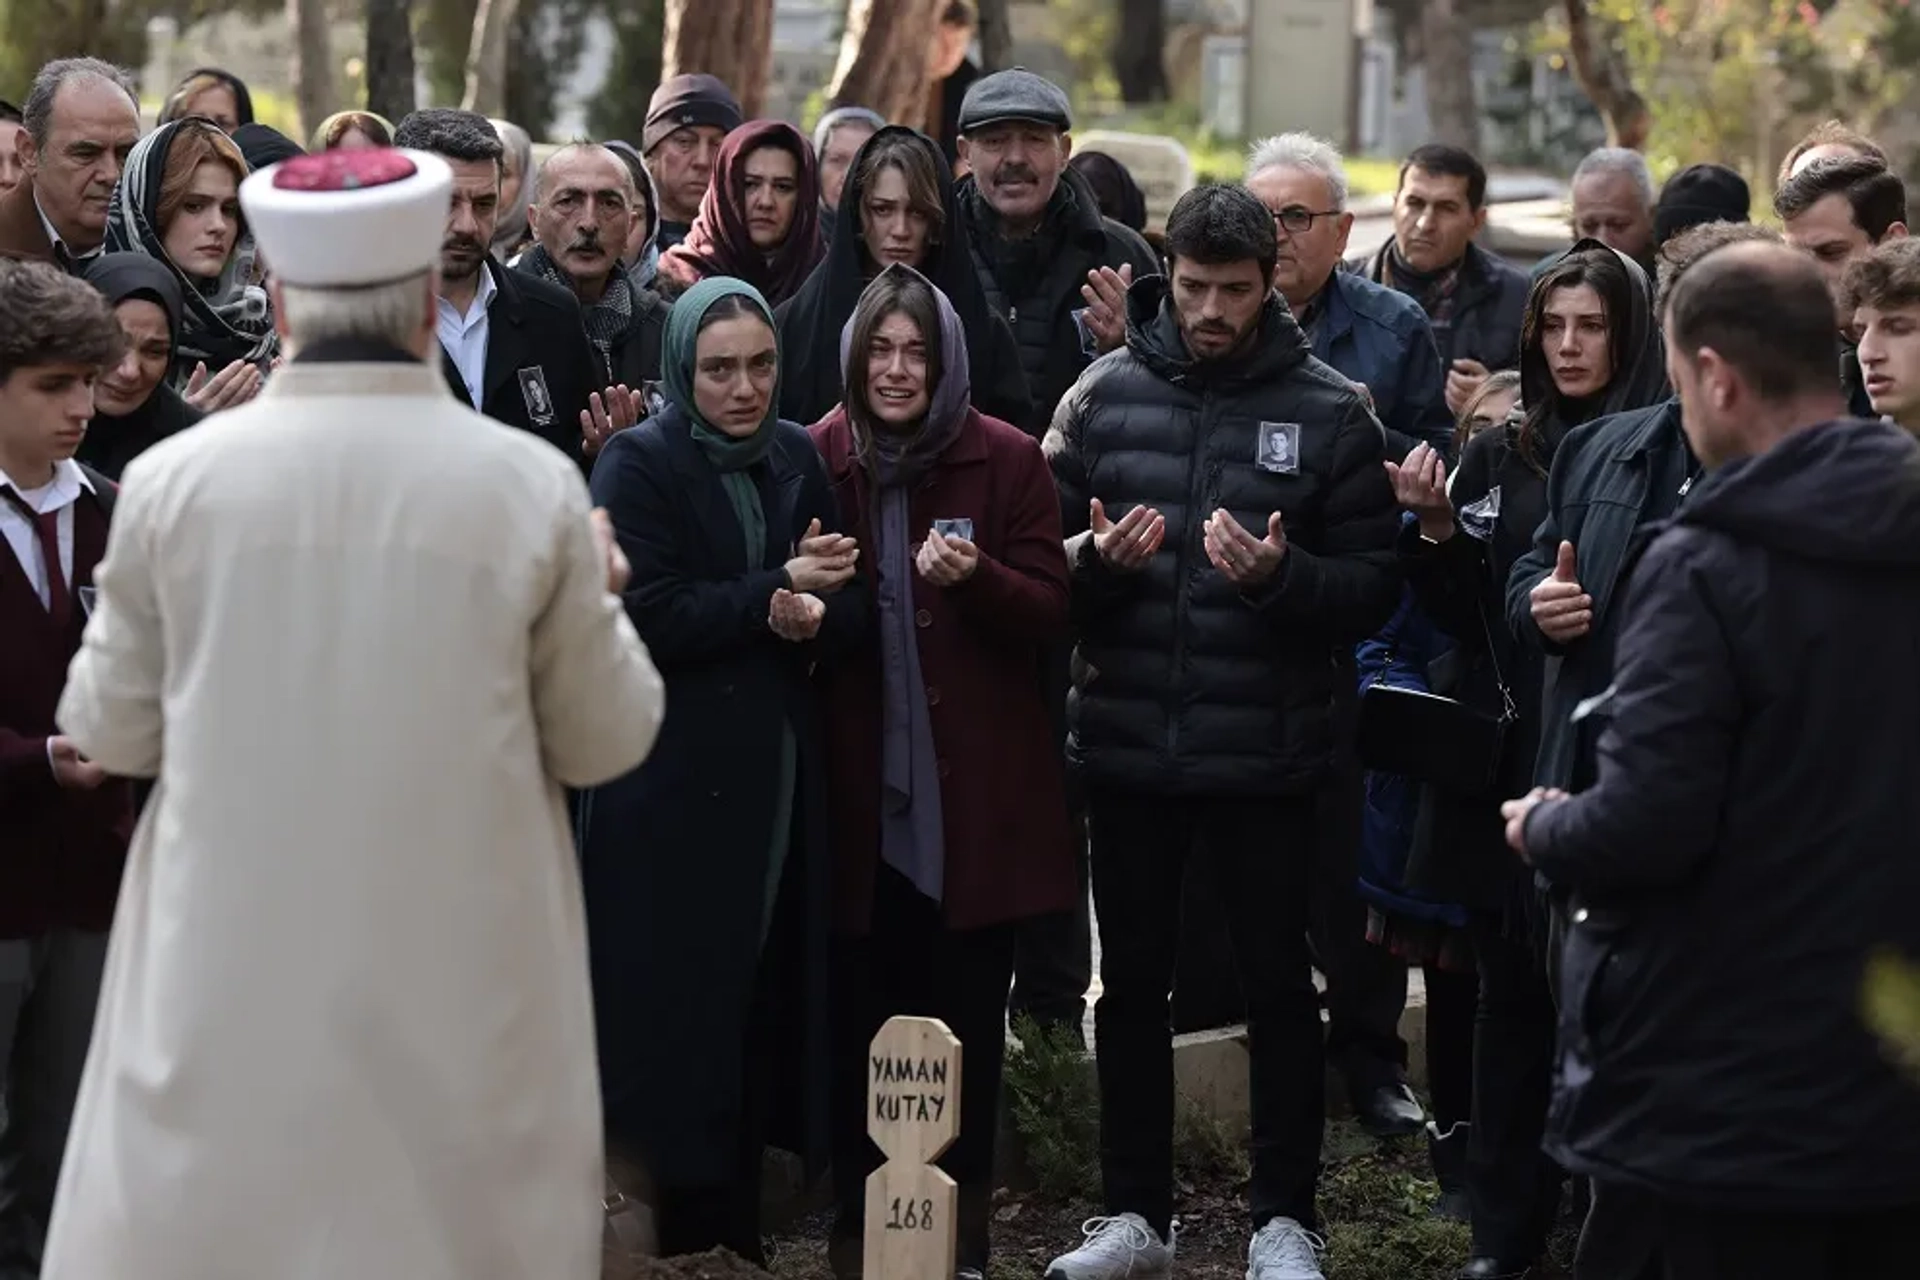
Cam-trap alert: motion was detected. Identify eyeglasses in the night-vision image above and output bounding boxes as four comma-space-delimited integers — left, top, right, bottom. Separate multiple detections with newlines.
1271, 205, 1343, 235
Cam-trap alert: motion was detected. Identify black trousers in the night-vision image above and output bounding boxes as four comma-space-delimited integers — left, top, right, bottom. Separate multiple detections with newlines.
1089, 789, 1323, 1238
1463, 912, 1561, 1261
1657, 1200, 1914, 1280
1008, 809, 1092, 1037
1422, 961, 1476, 1132
1311, 693, 1411, 1090
829, 867, 1017, 1272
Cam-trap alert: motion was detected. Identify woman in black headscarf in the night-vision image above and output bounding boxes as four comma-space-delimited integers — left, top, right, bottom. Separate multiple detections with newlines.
80, 254, 206, 480
776, 126, 1034, 435
1068, 150, 1148, 234
1379, 239, 1665, 1280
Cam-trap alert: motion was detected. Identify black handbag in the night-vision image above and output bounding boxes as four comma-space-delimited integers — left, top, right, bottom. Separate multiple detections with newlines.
1356, 594, 1516, 797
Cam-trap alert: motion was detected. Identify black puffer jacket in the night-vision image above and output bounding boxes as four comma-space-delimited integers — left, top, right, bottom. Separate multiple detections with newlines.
1525, 417, 1920, 1209
1045, 277, 1401, 797
961, 165, 1161, 423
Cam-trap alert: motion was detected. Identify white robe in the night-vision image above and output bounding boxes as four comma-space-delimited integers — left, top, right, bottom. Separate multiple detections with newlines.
46, 361, 664, 1280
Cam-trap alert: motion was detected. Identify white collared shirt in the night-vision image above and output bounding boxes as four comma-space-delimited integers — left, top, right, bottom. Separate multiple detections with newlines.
436, 264, 499, 409
34, 191, 101, 266
0, 457, 91, 610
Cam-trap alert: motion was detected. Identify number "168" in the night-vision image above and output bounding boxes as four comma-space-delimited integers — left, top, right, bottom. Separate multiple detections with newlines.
885, 1197, 935, 1231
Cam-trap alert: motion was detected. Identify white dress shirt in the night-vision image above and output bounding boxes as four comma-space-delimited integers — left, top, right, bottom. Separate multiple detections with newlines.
436, 264, 499, 410
0, 458, 90, 609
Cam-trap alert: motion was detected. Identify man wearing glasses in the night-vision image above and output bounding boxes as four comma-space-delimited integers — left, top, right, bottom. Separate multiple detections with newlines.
1245, 133, 1448, 1153
1246, 134, 1450, 457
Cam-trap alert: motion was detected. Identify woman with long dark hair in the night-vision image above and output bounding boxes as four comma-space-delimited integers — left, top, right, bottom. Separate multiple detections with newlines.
654, 121, 825, 307
105, 117, 277, 392
777, 126, 1032, 434
1381, 241, 1663, 1280
809, 265, 1074, 1277
579, 276, 865, 1264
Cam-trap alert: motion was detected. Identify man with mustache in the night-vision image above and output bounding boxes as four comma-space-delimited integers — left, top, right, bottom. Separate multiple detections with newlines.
518, 143, 671, 414
1350, 143, 1530, 419
0, 58, 142, 273
1043, 183, 1398, 1280
952, 67, 1160, 1045
395, 110, 636, 466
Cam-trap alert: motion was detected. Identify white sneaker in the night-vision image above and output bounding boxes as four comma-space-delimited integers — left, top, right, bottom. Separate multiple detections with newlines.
1247, 1217, 1325, 1280
1044, 1213, 1176, 1279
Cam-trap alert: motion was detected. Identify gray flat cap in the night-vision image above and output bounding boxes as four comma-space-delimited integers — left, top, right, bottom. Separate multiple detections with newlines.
958, 68, 1072, 134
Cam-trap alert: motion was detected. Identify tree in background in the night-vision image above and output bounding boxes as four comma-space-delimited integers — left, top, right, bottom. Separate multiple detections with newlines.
587, 0, 665, 141
288, 0, 336, 139
1112, 0, 1167, 103
1561, 0, 1650, 148
0, 0, 147, 98
829, 0, 941, 129
976, 0, 1012, 71
461, 0, 517, 115
663, 0, 772, 118
365, 0, 417, 122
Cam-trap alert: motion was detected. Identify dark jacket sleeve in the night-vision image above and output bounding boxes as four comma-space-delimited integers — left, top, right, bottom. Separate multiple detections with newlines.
1523, 531, 1739, 896
978, 310, 1039, 437
1244, 395, 1401, 642
1388, 319, 1453, 457
1504, 427, 1586, 655
0, 730, 52, 806
950, 428, 1070, 644
793, 439, 870, 660
1108, 221, 1163, 283
590, 431, 789, 664
1401, 426, 1499, 643
1043, 373, 1142, 622
552, 307, 601, 473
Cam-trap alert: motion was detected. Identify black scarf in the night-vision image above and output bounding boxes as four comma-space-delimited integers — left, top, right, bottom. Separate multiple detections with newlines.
965, 178, 1073, 303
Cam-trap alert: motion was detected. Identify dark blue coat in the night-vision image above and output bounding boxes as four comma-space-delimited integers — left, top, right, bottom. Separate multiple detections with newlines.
578, 406, 867, 1185
1309, 269, 1452, 457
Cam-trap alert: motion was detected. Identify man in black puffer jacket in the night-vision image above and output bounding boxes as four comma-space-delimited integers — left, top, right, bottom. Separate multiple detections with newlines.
1506, 239, 1920, 1280
1041, 184, 1398, 1280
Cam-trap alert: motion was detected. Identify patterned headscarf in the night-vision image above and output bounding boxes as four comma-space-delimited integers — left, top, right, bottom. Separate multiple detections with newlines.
105, 118, 277, 384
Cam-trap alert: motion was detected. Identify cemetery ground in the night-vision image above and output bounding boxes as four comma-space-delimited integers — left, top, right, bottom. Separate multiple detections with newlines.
747, 1019, 1580, 1280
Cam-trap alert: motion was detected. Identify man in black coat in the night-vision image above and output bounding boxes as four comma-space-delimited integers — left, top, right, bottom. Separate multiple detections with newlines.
1043, 184, 1398, 1280
394, 110, 635, 468
1504, 239, 1920, 1280
1350, 143, 1531, 419
953, 67, 1161, 1040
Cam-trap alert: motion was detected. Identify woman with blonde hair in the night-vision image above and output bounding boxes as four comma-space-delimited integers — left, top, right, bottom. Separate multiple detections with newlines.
310, 110, 395, 152
158, 67, 254, 134
106, 116, 276, 393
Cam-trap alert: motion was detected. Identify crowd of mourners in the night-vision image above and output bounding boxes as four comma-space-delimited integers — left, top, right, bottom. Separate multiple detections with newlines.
1, 23, 1919, 1280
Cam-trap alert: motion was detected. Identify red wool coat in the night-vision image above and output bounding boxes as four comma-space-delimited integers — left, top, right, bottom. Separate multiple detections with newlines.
810, 406, 1078, 934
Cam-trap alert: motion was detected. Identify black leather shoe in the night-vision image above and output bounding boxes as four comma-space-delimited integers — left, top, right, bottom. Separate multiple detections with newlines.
1353, 1080, 1426, 1137
1455, 1259, 1533, 1279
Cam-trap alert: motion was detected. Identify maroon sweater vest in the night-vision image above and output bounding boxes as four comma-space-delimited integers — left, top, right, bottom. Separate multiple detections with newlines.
0, 484, 133, 937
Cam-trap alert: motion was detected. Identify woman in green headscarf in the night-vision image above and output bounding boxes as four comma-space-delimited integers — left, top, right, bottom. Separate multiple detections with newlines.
577, 276, 867, 1264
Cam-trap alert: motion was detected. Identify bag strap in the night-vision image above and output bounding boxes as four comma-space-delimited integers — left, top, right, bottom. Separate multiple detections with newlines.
1471, 585, 1518, 723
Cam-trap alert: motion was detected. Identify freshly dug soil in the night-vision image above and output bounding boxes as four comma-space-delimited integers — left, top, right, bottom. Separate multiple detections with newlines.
632, 1248, 774, 1279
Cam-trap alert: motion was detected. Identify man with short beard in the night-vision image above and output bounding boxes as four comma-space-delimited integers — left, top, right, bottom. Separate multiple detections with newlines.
518, 143, 671, 402
1043, 183, 1398, 1280
395, 110, 635, 464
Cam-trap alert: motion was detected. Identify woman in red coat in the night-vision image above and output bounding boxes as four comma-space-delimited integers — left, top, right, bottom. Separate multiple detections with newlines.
810, 265, 1076, 1278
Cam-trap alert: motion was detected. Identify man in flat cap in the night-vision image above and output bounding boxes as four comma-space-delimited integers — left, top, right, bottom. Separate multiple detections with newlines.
952, 66, 1160, 1056
43, 146, 665, 1280
643, 72, 742, 252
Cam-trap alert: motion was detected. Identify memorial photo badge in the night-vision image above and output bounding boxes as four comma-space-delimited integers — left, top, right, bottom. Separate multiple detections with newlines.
517, 366, 555, 426
1256, 421, 1302, 475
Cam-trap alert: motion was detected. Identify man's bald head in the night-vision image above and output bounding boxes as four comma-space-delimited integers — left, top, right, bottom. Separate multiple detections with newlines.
1666, 241, 1849, 465
530, 143, 639, 294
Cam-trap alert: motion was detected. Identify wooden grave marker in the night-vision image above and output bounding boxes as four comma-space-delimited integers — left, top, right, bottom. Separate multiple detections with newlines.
862, 1016, 962, 1279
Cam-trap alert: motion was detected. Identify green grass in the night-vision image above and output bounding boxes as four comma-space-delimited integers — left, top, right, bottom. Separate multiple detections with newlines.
1076, 100, 1401, 195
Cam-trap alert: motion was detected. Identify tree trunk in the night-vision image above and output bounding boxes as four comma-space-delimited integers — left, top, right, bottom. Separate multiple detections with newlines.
827, 0, 941, 131
1112, 0, 1167, 104
461, 0, 520, 116
365, 0, 418, 124
287, 0, 336, 142
976, 0, 1013, 72
1420, 0, 1478, 150
1562, 0, 1651, 150
663, 0, 774, 119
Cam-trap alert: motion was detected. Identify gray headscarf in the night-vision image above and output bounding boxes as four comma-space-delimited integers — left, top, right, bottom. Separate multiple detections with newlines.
489, 118, 534, 262
838, 265, 972, 904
